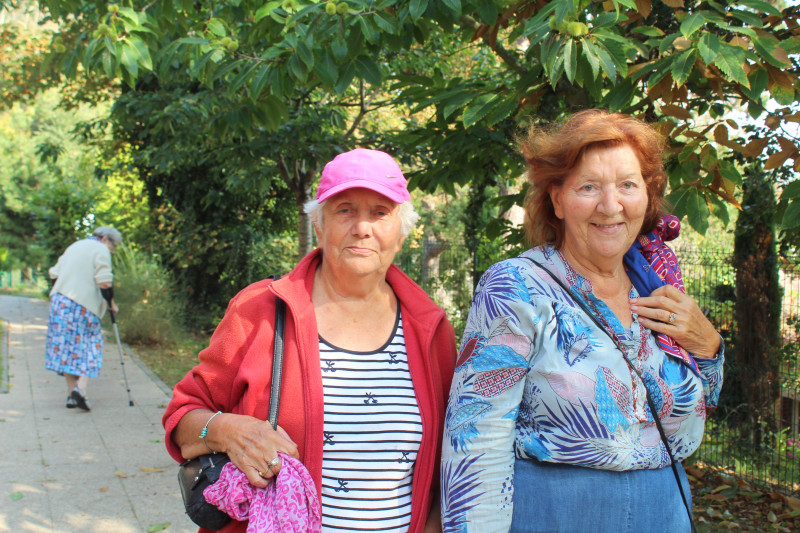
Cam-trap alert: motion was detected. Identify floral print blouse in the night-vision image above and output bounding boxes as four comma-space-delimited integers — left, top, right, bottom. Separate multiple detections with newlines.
441, 246, 724, 532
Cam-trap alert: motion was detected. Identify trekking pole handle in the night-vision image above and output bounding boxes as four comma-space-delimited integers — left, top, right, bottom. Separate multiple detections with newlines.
101, 286, 116, 324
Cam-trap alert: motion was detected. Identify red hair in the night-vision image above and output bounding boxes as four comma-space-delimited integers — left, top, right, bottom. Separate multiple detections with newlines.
520, 109, 667, 248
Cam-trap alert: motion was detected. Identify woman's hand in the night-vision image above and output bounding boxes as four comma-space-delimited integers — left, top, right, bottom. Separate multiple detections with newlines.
176, 410, 299, 489
630, 284, 720, 359
216, 415, 299, 488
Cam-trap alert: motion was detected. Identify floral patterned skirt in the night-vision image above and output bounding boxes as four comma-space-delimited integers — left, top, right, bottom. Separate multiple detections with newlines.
45, 292, 103, 378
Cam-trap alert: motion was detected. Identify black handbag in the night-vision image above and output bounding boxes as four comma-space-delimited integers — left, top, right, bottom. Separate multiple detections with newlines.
177, 296, 287, 530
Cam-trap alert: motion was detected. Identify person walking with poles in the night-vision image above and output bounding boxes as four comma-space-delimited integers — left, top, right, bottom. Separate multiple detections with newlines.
45, 226, 122, 411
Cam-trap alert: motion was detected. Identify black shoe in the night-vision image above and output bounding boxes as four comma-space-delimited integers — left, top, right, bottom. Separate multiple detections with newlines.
71, 387, 91, 411
66, 395, 77, 408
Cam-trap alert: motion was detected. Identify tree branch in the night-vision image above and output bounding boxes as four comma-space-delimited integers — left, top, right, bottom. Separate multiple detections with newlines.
459, 14, 526, 76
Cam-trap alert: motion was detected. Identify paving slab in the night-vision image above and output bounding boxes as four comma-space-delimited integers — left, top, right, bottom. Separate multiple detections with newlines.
0, 295, 197, 533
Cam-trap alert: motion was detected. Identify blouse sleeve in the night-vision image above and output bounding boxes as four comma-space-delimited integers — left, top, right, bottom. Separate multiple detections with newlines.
441, 261, 541, 533
694, 336, 725, 410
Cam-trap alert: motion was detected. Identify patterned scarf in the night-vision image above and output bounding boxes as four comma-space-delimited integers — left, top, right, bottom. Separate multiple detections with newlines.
623, 214, 701, 376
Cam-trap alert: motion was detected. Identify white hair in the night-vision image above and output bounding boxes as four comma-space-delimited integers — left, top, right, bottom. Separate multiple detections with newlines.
303, 199, 419, 237
93, 226, 123, 246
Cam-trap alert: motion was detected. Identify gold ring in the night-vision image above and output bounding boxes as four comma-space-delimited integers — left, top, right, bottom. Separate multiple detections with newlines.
668, 312, 677, 324
258, 470, 268, 478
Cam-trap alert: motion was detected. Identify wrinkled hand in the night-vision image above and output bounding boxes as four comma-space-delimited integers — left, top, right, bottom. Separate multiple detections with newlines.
630, 284, 720, 359
216, 415, 299, 488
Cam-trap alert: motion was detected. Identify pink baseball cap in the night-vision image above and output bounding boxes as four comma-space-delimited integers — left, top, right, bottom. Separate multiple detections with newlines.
315, 148, 410, 204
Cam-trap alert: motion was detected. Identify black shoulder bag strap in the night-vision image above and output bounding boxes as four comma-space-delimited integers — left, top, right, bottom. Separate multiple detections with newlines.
522, 257, 696, 532
268, 295, 286, 429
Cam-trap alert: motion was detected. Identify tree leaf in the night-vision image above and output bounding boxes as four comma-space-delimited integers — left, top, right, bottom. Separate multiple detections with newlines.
129, 36, 153, 71
632, 26, 665, 37
671, 48, 696, 86
712, 43, 749, 87
334, 62, 356, 94
255, 1, 282, 22
563, 39, 577, 83
680, 12, 706, 38
752, 34, 791, 68
374, 11, 399, 34
146, 523, 171, 533
708, 193, 730, 226
782, 199, 800, 229
717, 161, 742, 185
331, 38, 347, 61
483, 95, 519, 127
697, 32, 720, 64
249, 64, 272, 100
730, 9, 763, 28
358, 16, 377, 43
441, 0, 462, 14
120, 41, 140, 80
295, 41, 314, 70
780, 180, 800, 200
10, 492, 23, 501
354, 56, 382, 85
764, 150, 793, 170
313, 50, 338, 88
206, 18, 227, 38
442, 91, 479, 119
409, 0, 429, 21
462, 93, 500, 127
581, 39, 602, 79
666, 186, 693, 220
686, 188, 710, 234
735, 0, 782, 18
661, 103, 692, 120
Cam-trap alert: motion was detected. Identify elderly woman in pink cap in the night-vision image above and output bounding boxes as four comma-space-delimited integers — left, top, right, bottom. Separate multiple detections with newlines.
164, 148, 457, 533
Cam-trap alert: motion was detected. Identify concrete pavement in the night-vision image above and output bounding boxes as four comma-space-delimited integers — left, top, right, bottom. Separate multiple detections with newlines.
0, 295, 197, 533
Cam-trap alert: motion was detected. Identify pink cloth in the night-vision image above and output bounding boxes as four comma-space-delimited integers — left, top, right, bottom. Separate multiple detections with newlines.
203, 453, 321, 533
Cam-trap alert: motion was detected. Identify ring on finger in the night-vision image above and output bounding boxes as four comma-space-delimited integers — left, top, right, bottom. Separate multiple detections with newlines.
267, 456, 281, 469
258, 470, 269, 479
668, 312, 677, 324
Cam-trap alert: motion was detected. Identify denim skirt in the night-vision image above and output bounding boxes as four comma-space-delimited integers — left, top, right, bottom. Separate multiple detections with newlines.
510, 458, 692, 533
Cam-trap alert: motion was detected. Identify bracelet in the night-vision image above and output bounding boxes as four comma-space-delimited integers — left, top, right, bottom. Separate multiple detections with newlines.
199, 411, 222, 454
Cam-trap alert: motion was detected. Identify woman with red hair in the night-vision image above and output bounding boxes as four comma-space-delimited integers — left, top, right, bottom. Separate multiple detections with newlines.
441, 110, 724, 532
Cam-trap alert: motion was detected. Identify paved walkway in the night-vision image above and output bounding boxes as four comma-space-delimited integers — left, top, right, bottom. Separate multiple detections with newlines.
0, 295, 197, 533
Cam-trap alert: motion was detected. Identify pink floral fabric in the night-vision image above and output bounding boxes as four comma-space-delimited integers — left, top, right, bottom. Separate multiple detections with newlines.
203, 453, 321, 533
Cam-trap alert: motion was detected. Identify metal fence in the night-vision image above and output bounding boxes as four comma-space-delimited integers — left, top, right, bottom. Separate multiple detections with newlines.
678, 248, 800, 495
396, 244, 800, 496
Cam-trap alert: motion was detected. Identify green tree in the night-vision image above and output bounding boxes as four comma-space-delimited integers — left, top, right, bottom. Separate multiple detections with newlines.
731, 166, 782, 448
23, 0, 797, 233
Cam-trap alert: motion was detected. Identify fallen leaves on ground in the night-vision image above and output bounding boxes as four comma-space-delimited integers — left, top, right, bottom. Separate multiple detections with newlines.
688, 462, 800, 532
139, 466, 165, 473
146, 522, 170, 532
9, 491, 23, 501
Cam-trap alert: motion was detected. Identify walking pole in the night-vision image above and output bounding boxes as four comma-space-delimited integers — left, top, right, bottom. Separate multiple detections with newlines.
101, 286, 135, 407
108, 308, 134, 406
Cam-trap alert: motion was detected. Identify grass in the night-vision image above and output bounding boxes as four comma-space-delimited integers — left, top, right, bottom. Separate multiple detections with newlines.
0, 285, 48, 299
129, 334, 208, 389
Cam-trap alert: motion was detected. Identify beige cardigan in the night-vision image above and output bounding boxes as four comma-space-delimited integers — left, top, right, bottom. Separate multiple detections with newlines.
49, 238, 113, 318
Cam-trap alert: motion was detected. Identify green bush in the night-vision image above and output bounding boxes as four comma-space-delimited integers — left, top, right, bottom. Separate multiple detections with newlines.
111, 245, 186, 347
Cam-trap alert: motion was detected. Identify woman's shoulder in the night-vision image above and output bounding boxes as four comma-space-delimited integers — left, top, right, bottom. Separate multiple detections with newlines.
224, 277, 280, 311
479, 246, 560, 282
475, 245, 573, 302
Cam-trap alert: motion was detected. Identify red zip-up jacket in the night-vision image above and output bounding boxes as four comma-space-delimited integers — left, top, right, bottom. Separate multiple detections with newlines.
164, 249, 457, 533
